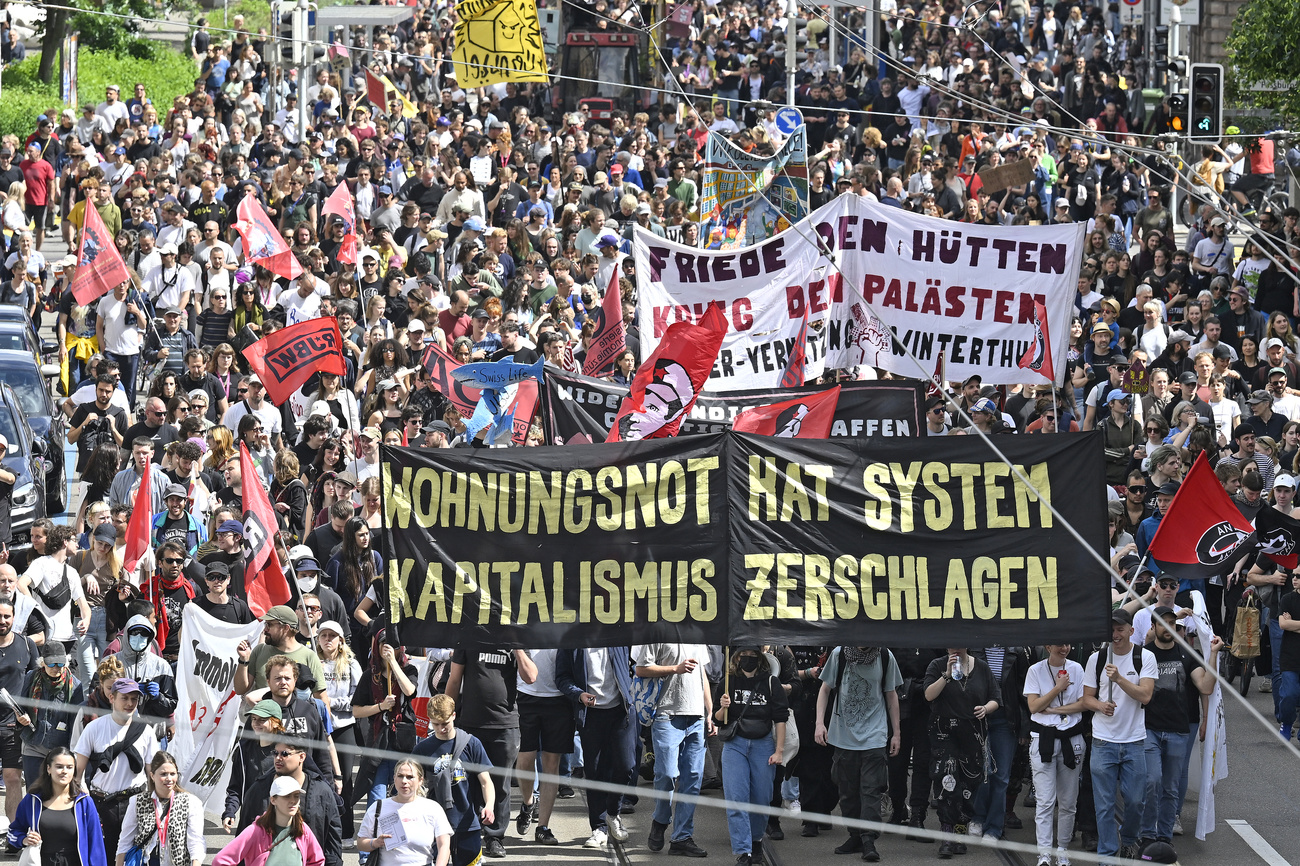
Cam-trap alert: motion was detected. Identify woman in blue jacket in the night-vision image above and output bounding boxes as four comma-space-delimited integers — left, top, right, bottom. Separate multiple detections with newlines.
5, 747, 108, 866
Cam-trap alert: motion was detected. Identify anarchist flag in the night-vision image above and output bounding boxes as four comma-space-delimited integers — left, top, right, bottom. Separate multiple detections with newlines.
1017, 299, 1056, 384
733, 386, 840, 439
321, 182, 358, 265
243, 318, 347, 406
1148, 452, 1257, 579
422, 344, 482, 416
122, 462, 152, 573
780, 308, 811, 389
70, 202, 131, 304
240, 444, 292, 617
234, 195, 303, 281
606, 305, 727, 442
1254, 505, 1300, 569
582, 270, 626, 377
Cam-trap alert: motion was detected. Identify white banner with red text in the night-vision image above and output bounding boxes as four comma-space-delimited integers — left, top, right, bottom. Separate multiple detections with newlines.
633, 196, 1085, 390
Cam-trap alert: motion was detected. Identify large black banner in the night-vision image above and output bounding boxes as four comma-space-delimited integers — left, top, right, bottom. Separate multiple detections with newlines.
381, 433, 1109, 648
727, 432, 1109, 647
540, 369, 924, 443
381, 437, 731, 649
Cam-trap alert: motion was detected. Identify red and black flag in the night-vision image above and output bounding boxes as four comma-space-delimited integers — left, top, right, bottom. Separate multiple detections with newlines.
780, 308, 811, 389
1254, 505, 1300, 570
240, 443, 292, 617
234, 195, 303, 281
70, 202, 131, 304
1148, 452, 1257, 579
732, 386, 840, 439
607, 305, 727, 442
582, 270, 626, 377
242, 318, 347, 406
1017, 299, 1056, 384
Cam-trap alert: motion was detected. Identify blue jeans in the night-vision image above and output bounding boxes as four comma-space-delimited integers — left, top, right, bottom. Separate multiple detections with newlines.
972, 714, 1015, 837
722, 734, 775, 855
368, 759, 394, 806
1175, 723, 1197, 818
1090, 738, 1146, 856
716, 88, 740, 118
75, 606, 107, 681
651, 715, 706, 842
108, 351, 140, 406
1141, 729, 1187, 841
1270, 617, 1284, 719
1279, 670, 1300, 732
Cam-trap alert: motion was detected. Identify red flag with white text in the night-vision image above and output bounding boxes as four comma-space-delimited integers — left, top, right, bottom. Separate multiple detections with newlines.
242, 318, 347, 406
240, 444, 291, 617
606, 305, 727, 442
1148, 452, 1257, 580
321, 181, 358, 266
733, 386, 840, 439
235, 195, 303, 281
1017, 300, 1056, 384
926, 350, 947, 399
70, 202, 132, 304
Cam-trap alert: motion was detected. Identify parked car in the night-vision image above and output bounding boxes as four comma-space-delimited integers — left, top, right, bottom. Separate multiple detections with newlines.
0, 350, 66, 513
0, 383, 49, 557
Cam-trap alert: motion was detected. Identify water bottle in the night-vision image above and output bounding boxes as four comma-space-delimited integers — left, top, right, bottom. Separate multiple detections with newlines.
950, 657, 963, 681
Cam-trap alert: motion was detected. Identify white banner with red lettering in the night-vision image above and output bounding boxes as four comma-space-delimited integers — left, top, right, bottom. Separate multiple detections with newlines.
633, 196, 1084, 390
173, 605, 265, 819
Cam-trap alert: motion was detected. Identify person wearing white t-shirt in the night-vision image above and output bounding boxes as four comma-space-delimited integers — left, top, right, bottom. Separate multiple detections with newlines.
1083, 608, 1157, 862
1023, 644, 1087, 866
357, 759, 453, 866
280, 272, 323, 326
222, 374, 283, 450
73, 678, 162, 857
24, 525, 89, 649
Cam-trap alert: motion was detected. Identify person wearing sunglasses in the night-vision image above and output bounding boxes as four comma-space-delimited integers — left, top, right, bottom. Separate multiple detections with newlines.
193, 560, 253, 625
10, 641, 83, 782
140, 540, 201, 665
924, 396, 950, 436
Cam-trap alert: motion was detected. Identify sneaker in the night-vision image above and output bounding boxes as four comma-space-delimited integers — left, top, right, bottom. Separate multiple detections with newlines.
1023, 789, 1037, 808
1036, 859, 1052, 866
621, 801, 637, 814
535, 826, 559, 845
558, 785, 576, 799
784, 799, 802, 813
702, 777, 723, 790
835, 835, 864, 854
983, 832, 999, 841
1120, 843, 1140, 860
609, 817, 629, 842
669, 837, 708, 858
966, 822, 982, 840
1055, 848, 1072, 866
801, 823, 820, 837
889, 809, 909, 825
1081, 831, 1098, 852
1280, 724, 1293, 742
861, 838, 880, 862
584, 829, 608, 849
342, 838, 356, 850
938, 841, 955, 859
752, 841, 763, 861
1173, 815, 1184, 836
484, 838, 507, 859
1260, 678, 1273, 693
516, 801, 537, 835
649, 820, 669, 852
766, 818, 784, 841
735, 856, 752, 866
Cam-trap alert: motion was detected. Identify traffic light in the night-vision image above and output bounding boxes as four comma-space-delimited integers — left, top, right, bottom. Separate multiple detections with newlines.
1188, 63, 1224, 143
1153, 25, 1169, 73
1167, 93, 1187, 134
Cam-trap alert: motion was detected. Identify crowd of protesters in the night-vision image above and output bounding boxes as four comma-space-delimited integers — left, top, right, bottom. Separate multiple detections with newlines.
0, 0, 1295, 865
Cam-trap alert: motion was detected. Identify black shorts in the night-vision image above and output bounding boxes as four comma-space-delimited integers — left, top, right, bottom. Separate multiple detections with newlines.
23, 203, 46, 224
0, 725, 22, 770
516, 693, 575, 754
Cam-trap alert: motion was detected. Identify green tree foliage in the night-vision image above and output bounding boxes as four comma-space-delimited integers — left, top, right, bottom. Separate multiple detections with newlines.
1224, 0, 1300, 125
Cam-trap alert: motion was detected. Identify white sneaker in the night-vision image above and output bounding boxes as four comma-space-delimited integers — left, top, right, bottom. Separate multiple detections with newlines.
1055, 847, 1072, 866
584, 829, 608, 849
1173, 815, 1184, 836
342, 838, 356, 850
983, 832, 999, 841
1036, 858, 1052, 866
784, 799, 802, 813
609, 817, 630, 842
967, 822, 983, 838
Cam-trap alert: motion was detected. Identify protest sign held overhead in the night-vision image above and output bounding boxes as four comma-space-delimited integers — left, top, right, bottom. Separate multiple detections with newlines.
540, 369, 923, 443
381, 431, 1109, 648
635, 195, 1085, 390
701, 125, 809, 249
452, 0, 549, 88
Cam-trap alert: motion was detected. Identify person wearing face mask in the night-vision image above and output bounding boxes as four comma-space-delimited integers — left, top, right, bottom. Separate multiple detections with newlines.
72, 678, 163, 859
287, 549, 350, 640
109, 615, 178, 721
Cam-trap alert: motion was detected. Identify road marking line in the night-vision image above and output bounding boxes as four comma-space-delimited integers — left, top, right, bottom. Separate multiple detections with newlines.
1228, 819, 1292, 866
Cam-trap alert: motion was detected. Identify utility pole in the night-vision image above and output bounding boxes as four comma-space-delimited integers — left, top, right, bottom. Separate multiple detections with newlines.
296, 0, 310, 146
786, 0, 797, 108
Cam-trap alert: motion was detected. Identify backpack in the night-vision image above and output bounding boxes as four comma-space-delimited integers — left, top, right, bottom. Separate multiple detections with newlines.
428, 729, 472, 811
630, 674, 664, 727
1091, 644, 1148, 707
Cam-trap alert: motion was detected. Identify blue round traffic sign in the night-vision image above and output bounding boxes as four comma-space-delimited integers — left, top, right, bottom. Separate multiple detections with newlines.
775, 107, 804, 135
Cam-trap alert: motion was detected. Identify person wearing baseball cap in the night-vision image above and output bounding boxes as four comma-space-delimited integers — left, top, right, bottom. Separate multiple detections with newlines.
155, 482, 205, 555
75, 675, 163, 855
193, 559, 254, 624
1082, 605, 1158, 862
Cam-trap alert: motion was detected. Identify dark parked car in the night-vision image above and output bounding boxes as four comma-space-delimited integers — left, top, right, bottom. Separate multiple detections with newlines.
0, 383, 49, 556
0, 350, 66, 513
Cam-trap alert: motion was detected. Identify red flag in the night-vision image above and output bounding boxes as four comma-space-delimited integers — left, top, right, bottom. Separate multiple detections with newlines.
582, 271, 626, 377
510, 379, 539, 445
421, 344, 483, 417
666, 2, 693, 38
1148, 452, 1257, 580
607, 305, 727, 442
240, 443, 292, 617
122, 462, 152, 573
321, 181, 358, 266
69, 202, 131, 304
780, 308, 810, 389
733, 386, 840, 439
365, 68, 389, 111
925, 350, 947, 399
243, 318, 347, 406
1017, 300, 1055, 384
234, 195, 303, 281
